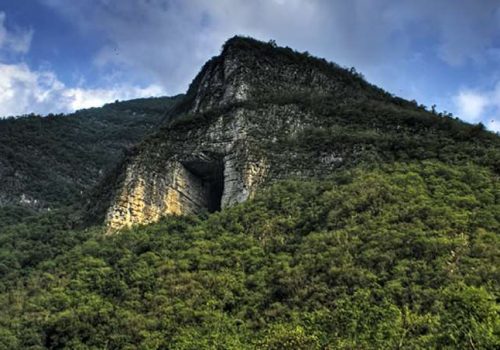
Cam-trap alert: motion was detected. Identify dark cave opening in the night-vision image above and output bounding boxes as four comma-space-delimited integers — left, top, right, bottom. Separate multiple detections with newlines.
182, 158, 224, 212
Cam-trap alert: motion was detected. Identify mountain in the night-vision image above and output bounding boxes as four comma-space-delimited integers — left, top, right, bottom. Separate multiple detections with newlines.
0, 36, 499, 349
102, 36, 500, 231
0, 95, 182, 224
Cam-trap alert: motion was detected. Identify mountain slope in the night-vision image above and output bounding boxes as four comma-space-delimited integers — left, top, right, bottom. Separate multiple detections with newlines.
0, 162, 498, 349
0, 95, 182, 216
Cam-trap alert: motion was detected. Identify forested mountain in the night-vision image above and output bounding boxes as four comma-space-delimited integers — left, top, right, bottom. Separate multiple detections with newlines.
0, 95, 182, 223
0, 37, 498, 349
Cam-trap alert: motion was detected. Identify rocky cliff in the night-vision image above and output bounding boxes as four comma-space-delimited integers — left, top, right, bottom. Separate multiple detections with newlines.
104, 36, 499, 231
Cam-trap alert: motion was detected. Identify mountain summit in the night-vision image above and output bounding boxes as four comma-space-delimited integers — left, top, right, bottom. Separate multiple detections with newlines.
103, 36, 499, 231
180, 36, 385, 114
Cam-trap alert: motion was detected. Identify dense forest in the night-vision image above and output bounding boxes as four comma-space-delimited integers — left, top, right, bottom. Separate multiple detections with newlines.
0, 162, 498, 348
0, 95, 182, 212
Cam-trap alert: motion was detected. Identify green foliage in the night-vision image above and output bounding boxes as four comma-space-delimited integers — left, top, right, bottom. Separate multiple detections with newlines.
221, 36, 381, 96
0, 96, 182, 210
255, 99, 500, 183
0, 209, 92, 291
0, 161, 498, 348
259, 324, 320, 350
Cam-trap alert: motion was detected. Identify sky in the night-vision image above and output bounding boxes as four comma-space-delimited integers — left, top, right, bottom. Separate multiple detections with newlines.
0, 0, 499, 132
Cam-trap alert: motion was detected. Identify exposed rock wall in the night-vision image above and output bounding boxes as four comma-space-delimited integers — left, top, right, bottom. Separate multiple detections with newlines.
104, 98, 344, 231
105, 161, 212, 231
104, 37, 371, 232
105, 107, 271, 231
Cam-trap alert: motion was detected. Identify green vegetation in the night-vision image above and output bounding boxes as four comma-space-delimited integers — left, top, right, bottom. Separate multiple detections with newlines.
0, 96, 182, 210
0, 162, 498, 349
221, 36, 381, 95
165, 88, 500, 183
274, 98, 500, 171
0, 37, 498, 349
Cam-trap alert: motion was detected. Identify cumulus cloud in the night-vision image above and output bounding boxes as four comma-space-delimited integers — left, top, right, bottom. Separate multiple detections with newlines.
396, 0, 500, 66
453, 84, 500, 132
64, 84, 165, 111
487, 120, 500, 133
40, 0, 410, 91
454, 90, 489, 123
0, 11, 33, 55
0, 62, 165, 117
0, 11, 165, 117
39, 0, 500, 93
41, 0, 325, 92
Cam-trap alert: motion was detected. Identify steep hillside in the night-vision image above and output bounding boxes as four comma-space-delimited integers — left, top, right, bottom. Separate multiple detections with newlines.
103, 36, 500, 231
0, 95, 182, 218
0, 162, 498, 349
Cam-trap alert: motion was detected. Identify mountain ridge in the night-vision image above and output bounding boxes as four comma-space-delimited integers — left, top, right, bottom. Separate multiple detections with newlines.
101, 36, 500, 232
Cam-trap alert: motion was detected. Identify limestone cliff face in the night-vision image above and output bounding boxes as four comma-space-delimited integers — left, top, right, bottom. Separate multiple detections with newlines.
105, 107, 271, 231
104, 36, 386, 231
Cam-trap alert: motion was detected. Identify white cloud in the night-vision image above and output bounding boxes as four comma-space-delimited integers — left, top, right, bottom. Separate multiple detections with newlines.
0, 11, 165, 118
454, 90, 489, 122
381, 0, 500, 67
0, 62, 165, 117
63, 84, 165, 111
40, 0, 405, 91
39, 0, 500, 91
0, 12, 33, 55
453, 83, 500, 132
487, 119, 500, 133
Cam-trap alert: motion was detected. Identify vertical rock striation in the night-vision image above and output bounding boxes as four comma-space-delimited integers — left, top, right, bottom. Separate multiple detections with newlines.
104, 36, 389, 231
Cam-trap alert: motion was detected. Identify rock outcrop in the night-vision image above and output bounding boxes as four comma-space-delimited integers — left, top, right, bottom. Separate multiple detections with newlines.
104, 36, 390, 231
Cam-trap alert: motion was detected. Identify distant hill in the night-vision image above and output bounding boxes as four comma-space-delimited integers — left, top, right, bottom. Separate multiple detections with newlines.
0, 95, 182, 220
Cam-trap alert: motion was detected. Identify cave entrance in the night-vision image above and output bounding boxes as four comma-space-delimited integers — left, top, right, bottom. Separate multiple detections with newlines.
182, 157, 224, 212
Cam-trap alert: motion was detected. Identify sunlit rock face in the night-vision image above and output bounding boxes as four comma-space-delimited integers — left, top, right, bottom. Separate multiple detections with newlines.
104, 37, 377, 232
105, 108, 271, 232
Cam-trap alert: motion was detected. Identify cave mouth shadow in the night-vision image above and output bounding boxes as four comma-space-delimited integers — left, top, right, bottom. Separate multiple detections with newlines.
182, 157, 224, 213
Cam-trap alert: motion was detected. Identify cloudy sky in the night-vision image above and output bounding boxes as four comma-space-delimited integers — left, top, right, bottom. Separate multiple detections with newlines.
0, 0, 499, 132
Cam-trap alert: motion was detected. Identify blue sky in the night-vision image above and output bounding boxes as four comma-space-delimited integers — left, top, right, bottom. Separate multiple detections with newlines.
0, 0, 499, 132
